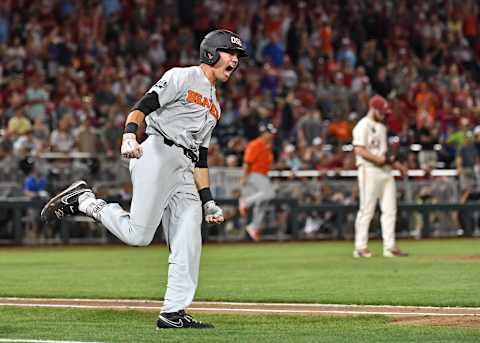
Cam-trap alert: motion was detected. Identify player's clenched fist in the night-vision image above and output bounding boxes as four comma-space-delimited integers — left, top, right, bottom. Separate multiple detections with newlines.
203, 200, 224, 224
121, 133, 143, 159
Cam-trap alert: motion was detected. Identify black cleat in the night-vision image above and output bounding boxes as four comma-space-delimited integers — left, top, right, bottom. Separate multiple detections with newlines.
40, 180, 92, 223
156, 310, 214, 329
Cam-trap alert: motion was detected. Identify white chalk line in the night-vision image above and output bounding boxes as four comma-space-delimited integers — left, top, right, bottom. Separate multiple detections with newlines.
2, 297, 480, 311
0, 302, 479, 317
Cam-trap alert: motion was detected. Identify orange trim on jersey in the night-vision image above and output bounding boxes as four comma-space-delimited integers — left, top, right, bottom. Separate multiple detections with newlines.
186, 89, 220, 120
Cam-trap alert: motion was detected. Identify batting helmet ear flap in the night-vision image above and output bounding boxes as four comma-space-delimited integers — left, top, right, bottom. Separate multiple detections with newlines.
200, 44, 220, 65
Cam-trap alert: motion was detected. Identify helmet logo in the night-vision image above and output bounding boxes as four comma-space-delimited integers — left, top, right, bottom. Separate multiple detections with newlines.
230, 36, 242, 46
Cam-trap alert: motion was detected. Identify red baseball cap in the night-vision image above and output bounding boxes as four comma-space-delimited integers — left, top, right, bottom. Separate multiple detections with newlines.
369, 95, 391, 115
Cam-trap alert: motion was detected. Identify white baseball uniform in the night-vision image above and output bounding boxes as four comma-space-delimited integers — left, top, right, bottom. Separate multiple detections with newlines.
352, 116, 396, 254
88, 66, 220, 313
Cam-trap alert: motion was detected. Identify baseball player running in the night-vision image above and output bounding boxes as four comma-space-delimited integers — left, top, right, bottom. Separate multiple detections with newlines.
352, 95, 408, 258
41, 29, 248, 329
239, 122, 276, 241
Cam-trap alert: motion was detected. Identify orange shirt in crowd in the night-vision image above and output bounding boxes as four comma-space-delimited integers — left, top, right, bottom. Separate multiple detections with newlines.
415, 89, 436, 128
328, 120, 353, 143
244, 137, 273, 175
464, 14, 477, 37
320, 25, 333, 56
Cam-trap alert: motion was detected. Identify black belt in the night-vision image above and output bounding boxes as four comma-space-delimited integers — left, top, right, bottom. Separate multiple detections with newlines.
162, 136, 198, 163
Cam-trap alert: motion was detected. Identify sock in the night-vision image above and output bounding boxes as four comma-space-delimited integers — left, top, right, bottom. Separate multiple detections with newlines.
78, 192, 107, 221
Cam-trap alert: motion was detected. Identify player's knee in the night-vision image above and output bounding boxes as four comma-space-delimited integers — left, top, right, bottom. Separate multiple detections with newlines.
358, 208, 375, 220
130, 236, 152, 247
127, 224, 154, 246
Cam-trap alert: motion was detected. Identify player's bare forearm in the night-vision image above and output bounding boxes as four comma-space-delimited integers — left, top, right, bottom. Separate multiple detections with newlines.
125, 110, 146, 130
120, 110, 146, 159
194, 167, 224, 224
354, 146, 385, 165
193, 167, 210, 190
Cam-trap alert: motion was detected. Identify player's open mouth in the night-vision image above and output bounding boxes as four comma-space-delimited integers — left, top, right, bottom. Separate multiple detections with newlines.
225, 65, 235, 72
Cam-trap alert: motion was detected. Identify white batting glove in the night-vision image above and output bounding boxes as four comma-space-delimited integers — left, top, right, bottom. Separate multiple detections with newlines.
203, 200, 224, 224
121, 133, 143, 159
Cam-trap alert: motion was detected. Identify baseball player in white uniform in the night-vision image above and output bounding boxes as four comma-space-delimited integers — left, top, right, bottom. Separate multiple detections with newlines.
41, 29, 248, 329
352, 95, 408, 258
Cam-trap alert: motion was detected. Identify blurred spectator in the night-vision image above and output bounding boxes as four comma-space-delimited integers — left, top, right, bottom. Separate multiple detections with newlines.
208, 142, 225, 167
302, 137, 328, 170
225, 154, 239, 168
414, 82, 437, 129
23, 161, 48, 199
371, 67, 392, 98
280, 56, 298, 89
8, 107, 32, 137
406, 152, 420, 170
148, 34, 167, 68
50, 115, 75, 152
278, 143, 303, 171
22, 159, 49, 241
456, 131, 478, 193
75, 118, 100, 154
0, 141, 16, 182
25, 74, 49, 122
416, 118, 439, 170
327, 112, 356, 144
326, 72, 350, 118
320, 16, 333, 58
262, 32, 285, 68
13, 129, 37, 156
31, 117, 51, 152
474, 126, 480, 156
336, 37, 357, 69
351, 66, 369, 93
102, 0, 122, 18
447, 116, 471, 149
296, 109, 326, 148
102, 104, 125, 155
0, 8, 8, 45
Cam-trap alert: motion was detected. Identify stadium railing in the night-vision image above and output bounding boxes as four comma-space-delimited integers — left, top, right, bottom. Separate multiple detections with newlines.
1, 197, 479, 245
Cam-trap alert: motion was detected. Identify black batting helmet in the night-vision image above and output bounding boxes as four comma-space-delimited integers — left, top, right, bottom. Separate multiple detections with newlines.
199, 29, 248, 66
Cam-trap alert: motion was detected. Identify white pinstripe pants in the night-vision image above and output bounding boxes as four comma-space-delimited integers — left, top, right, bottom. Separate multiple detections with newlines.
354, 165, 397, 253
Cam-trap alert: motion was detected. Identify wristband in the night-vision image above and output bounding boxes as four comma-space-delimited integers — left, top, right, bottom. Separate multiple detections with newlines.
124, 122, 139, 134
198, 187, 213, 205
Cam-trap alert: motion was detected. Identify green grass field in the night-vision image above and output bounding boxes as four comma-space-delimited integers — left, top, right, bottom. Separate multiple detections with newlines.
1, 307, 479, 343
1, 239, 480, 342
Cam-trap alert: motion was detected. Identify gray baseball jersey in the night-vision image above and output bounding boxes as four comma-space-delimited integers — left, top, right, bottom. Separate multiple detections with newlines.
96, 65, 222, 314
145, 66, 220, 155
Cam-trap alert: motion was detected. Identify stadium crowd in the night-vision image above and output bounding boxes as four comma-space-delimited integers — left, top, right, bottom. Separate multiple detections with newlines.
0, 0, 480, 200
